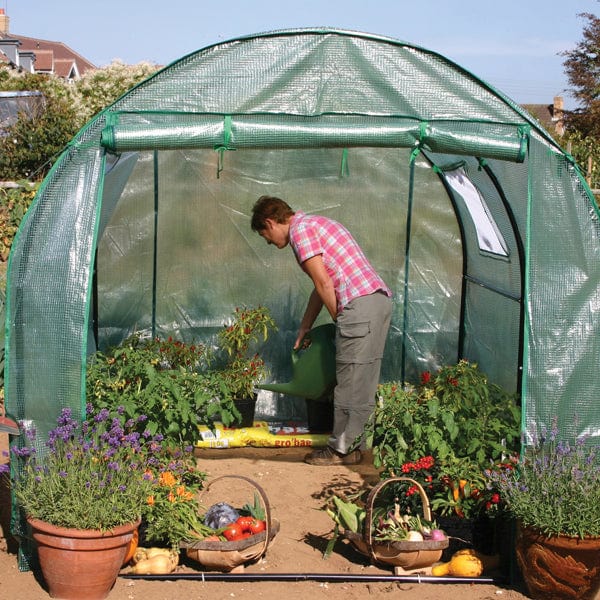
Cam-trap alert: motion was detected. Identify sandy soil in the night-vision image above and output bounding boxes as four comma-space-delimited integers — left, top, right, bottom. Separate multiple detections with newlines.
0, 439, 531, 600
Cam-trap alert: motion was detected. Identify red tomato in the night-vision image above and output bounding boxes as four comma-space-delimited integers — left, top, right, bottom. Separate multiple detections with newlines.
223, 523, 243, 541
249, 519, 266, 535
236, 516, 254, 532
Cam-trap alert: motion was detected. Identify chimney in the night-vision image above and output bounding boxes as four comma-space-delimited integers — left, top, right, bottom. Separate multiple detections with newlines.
0, 9, 8, 34
552, 96, 564, 136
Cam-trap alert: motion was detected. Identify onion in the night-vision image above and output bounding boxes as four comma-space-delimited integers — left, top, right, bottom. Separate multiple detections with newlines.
406, 530, 424, 541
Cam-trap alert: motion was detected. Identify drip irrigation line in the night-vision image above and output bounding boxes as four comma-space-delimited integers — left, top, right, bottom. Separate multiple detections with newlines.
121, 572, 501, 584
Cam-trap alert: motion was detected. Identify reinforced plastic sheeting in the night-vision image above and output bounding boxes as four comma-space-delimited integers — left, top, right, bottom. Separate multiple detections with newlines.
5, 29, 600, 455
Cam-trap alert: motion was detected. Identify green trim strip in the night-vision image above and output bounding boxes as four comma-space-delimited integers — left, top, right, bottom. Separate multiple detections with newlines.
520, 151, 533, 445
214, 115, 235, 178
401, 147, 421, 383
82, 150, 107, 419
340, 148, 349, 177
152, 150, 159, 337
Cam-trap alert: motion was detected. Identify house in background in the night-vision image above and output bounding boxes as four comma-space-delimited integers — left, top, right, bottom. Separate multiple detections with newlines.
521, 96, 565, 137
0, 9, 95, 80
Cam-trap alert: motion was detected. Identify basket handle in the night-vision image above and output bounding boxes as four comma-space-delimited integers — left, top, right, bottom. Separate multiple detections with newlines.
364, 476, 432, 563
205, 475, 272, 554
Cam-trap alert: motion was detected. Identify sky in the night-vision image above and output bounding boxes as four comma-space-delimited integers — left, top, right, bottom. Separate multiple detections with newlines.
3, 0, 598, 109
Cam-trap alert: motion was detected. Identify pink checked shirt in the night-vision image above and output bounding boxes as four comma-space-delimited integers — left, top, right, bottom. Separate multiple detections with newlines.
289, 211, 392, 313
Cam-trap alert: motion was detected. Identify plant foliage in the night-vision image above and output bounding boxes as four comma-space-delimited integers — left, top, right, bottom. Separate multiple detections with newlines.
561, 12, 600, 139
6, 406, 167, 529
363, 360, 521, 518
216, 305, 277, 399
86, 334, 239, 447
487, 423, 600, 538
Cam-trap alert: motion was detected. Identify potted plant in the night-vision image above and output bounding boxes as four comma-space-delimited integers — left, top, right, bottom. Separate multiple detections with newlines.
362, 360, 521, 555
487, 425, 600, 600
215, 305, 277, 427
3, 405, 181, 600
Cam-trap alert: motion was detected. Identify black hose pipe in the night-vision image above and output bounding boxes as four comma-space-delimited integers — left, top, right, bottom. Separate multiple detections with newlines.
121, 572, 501, 584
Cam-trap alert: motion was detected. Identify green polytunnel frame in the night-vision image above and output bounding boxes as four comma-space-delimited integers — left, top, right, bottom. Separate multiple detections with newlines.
5, 28, 600, 452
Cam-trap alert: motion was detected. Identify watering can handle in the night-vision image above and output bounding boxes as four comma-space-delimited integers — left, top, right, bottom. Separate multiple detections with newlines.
292, 332, 314, 364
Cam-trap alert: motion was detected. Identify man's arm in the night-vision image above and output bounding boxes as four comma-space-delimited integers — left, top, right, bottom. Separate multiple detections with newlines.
302, 255, 337, 319
293, 255, 337, 348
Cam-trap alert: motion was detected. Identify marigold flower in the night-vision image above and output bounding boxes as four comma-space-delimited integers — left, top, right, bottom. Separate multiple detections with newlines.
147, 495, 155, 506
159, 471, 177, 487
167, 491, 176, 503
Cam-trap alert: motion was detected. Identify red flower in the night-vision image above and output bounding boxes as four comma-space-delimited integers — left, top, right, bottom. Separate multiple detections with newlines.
420, 371, 431, 385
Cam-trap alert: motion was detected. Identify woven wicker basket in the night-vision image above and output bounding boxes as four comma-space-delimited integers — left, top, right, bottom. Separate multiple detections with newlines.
181, 475, 278, 572
345, 476, 448, 572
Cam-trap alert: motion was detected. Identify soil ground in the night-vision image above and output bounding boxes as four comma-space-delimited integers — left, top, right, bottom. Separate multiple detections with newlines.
0, 438, 531, 600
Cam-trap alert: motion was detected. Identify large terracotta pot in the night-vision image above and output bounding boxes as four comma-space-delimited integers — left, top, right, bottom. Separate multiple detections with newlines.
515, 524, 600, 600
28, 517, 140, 600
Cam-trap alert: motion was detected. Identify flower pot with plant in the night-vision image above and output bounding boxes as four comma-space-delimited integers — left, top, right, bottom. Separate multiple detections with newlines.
215, 306, 277, 427
4, 405, 194, 599
488, 424, 600, 600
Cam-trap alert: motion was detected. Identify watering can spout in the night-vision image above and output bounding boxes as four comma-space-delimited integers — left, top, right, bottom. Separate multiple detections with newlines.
258, 323, 336, 400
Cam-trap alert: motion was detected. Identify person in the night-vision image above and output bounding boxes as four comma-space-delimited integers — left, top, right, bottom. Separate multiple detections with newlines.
250, 195, 392, 466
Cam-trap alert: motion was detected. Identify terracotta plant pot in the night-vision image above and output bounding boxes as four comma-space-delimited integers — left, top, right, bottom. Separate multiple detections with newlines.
28, 517, 140, 600
516, 524, 600, 600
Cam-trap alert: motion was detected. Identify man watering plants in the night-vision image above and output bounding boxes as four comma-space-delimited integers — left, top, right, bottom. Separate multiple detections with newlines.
250, 196, 392, 466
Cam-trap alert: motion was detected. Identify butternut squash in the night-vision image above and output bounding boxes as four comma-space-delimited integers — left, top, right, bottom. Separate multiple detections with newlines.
431, 552, 483, 577
453, 548, 500, 571
129, 554, 176, 575
132, 546, 178, 565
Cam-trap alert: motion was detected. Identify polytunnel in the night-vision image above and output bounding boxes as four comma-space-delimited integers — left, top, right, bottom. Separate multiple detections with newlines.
5, 28, 600, 446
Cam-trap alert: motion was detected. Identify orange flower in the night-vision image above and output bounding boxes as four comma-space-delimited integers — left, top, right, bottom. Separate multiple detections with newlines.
159, 471, 177, 487
167, 491, 176, 503
176, 485, 186, 496
146, 495, 155, 506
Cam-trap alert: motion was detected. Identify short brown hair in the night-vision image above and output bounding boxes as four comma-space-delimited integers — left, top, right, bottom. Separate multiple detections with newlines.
251, 196, 295, 231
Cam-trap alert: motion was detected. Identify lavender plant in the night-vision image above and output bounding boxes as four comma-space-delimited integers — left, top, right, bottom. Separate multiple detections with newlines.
5, 405, 183, 530
487, 425, 600, 538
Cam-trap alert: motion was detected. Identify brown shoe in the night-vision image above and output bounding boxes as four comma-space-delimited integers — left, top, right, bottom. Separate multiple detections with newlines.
304, 446, 362, 466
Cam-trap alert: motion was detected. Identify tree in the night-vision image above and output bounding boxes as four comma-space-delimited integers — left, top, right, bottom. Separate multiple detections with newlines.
561, 12, 600, 138
0, 70, 80, 179
0, 61, 159, 180
74, 60, 159, 124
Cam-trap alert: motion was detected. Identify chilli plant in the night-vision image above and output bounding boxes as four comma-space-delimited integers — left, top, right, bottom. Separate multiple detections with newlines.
216, 305, 277, 399
363, 360, 521, 518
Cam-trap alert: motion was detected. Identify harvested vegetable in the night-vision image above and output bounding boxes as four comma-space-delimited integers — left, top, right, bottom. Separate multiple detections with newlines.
431, 551, 483, 577
129, 554, 177, 575
132, 547, 178, 566
204, 502, 240, 529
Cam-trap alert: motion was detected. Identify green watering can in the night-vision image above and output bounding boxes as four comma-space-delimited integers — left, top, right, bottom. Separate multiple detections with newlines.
258, 323, 336, 400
